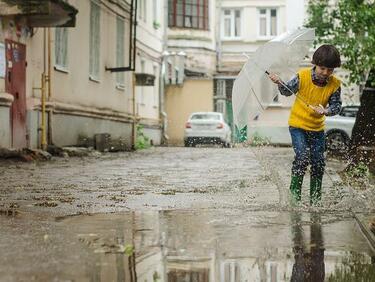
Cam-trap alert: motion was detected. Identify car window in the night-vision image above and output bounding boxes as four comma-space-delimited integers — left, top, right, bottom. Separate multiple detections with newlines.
340, 107, 359, 118
191, 114, 221, 120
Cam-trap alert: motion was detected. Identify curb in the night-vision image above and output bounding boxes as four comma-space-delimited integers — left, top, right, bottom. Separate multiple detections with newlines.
353, 213, 375, 253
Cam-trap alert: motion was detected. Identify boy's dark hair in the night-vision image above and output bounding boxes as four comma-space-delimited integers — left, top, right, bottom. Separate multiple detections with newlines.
311, 44, 341, 68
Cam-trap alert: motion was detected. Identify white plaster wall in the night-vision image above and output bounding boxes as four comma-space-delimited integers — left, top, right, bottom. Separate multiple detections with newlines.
218, 0, 287, 74
22, 0, 163, 147
134, 0, 164, 124
26, 0, 133, 114
167, 0, 217, 74
0, 107, 11, 147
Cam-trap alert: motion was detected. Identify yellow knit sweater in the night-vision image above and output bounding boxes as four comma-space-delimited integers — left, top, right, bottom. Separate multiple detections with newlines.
288, 68, 341, 131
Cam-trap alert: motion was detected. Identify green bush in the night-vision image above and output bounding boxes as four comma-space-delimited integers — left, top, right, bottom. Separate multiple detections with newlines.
346, 162, 370, 178
135, 125, 151, 150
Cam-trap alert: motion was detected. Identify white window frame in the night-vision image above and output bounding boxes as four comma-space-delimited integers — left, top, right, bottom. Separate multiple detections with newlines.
89, 0, 101, 81
220, 261, 240, 282
221, 8, 242, 40
257, 7, 278, 39
138, 0, 147, 23
116, 16, 125, 88
54, 27, 68, 71
216, 80, 226, 98
153, 0, 158, 25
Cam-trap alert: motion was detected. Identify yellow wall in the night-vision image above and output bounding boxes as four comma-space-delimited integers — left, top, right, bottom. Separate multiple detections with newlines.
165, 79, 213, 145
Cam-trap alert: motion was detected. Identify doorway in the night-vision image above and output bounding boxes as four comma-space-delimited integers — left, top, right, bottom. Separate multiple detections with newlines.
5, 40, 27, 149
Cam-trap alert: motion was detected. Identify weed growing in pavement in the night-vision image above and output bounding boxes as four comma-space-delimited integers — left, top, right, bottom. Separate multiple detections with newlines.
340, 162, 374, 190
250, 132, 270, 147
346, 162, 370, 178
135, 125, 151, 150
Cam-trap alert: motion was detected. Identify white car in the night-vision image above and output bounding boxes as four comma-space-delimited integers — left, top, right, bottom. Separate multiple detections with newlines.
184, 112, 232, 147
325, 105, 359, 153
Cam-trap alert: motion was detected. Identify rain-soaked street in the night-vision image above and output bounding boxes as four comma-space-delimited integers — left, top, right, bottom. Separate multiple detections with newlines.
0, 146, 375, 281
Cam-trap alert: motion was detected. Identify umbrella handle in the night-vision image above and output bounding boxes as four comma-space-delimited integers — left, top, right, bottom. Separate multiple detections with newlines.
266, 71, 312, 109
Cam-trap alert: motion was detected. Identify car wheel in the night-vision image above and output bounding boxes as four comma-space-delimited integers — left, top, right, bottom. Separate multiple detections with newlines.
326, 131, 349, 153
184, 139, 193, 147
223, 142, 231, 148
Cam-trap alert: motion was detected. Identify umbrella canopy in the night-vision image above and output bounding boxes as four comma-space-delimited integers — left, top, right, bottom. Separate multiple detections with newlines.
232, 28, 315, 135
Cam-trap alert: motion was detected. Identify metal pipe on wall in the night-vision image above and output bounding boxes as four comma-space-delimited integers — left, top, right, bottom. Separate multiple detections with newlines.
40, 28, 47, 150
131, 72, 136, 149
47, 27, 53, 145
41, 73, 47, 150
131, 0, 138, 149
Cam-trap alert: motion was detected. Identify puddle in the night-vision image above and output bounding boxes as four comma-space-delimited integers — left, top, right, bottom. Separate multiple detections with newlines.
1, 210, 374, 281
55, 210, 375, 281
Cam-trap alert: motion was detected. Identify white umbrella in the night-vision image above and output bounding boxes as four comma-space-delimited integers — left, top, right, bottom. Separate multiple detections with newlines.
232, 28, 315, 137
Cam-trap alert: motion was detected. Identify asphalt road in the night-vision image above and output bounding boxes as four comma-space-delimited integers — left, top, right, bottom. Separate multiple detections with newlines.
0, 146, 374, 281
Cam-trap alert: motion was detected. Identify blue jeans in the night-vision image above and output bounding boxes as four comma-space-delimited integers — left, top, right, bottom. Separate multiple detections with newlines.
289, 127, 325, 178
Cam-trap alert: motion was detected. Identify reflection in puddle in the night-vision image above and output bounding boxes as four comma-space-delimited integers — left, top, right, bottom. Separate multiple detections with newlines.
291, 212, 324, 281
57, 210, 374, 281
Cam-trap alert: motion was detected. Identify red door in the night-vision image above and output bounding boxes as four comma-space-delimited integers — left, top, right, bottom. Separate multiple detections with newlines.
5, 40, 27, 149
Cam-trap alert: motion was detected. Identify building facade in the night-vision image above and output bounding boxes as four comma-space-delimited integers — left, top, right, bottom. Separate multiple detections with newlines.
215, 0, 359, 145
164, 0, 217, 145
0, 0, 165, 150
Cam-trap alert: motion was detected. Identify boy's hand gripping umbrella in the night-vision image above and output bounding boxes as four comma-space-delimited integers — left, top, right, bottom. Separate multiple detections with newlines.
232, 28, 315, 137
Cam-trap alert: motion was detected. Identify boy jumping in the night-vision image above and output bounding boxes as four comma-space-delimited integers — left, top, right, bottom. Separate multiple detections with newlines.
269, 44, 342, 205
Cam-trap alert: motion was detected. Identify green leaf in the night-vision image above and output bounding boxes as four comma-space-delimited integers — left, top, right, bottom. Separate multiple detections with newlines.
124, 244, 134, 256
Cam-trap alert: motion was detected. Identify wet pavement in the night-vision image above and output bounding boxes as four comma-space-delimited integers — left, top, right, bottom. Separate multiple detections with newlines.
0, 146, 374, 281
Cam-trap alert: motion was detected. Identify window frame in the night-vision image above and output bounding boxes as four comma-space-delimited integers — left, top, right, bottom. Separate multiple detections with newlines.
54, 27, 69, 72
168, 0, 209, 30
89, 0, 101, 81
116, 16, 125, 88
257, 7, 278, 40
140, 58, 146, 105
153, 0, 158, 25
221, 8, 242, 40
138, 0, 147, 23
153, 64, 158, 107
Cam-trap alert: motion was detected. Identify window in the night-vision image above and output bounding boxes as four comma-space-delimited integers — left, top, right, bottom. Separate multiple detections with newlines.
222, 9, 241, 39
55, 28, 68, 69
140, 59, 145, 104
89, 1, 101, 80
216, 80, 225, 98
138, 0, 147, 22
153, 0, 158, 24
215, 100, 225, 115
221, 262, 240, 282
258, 8, 278, 38
191, 113, 221, 120
168, 0, 209, 30
116, 16, 125, 86
153, 65, 158, 106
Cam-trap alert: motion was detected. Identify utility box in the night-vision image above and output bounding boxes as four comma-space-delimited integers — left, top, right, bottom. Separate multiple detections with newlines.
94, 133, 111, 152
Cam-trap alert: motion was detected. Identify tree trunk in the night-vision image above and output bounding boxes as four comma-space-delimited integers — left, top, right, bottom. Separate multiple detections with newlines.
348, 87, 375, 173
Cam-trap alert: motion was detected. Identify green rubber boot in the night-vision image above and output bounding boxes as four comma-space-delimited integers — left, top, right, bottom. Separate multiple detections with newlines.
290, 175, 303, 202
310, 176, 323, 205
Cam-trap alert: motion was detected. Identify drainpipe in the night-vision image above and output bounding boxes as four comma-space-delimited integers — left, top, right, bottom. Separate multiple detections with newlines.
40, 28, 48, 150
215, 0, 222, 72
160, 0, 169, 145
131, 0, 138, 150
131, 72, 137, 149
41, 73, 47, 150
47, 27, 53, 145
